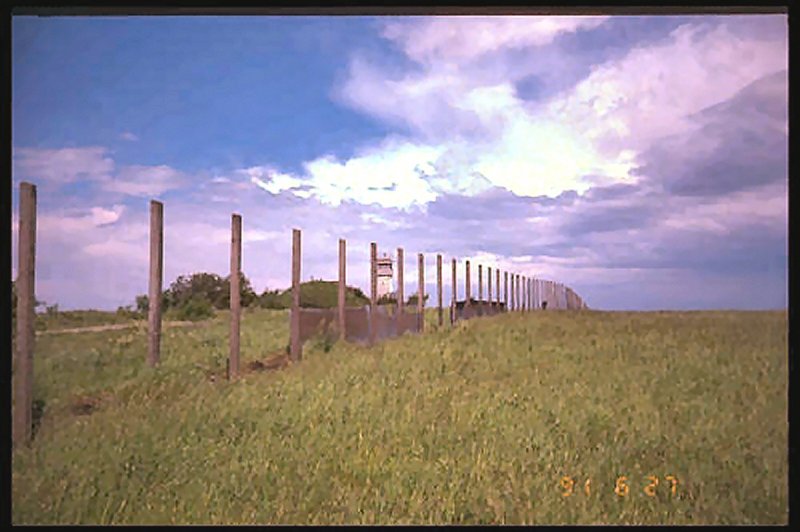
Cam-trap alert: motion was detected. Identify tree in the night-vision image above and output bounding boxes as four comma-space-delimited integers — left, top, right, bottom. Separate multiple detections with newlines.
12, 279, 47, 320
258, 288, 288, 309
405, 293, 430, 306
134, 292, 170, 314
219, 272, 257, 309
166, 273, 227, 309
133, 271, 258, 314
377, 294, 397, 305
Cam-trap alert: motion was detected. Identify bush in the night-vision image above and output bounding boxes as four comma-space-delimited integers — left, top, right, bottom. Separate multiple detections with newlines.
116, 305, 142, 320
405, 293, 430, 306
258, 289, 289, 309
172, 296, 216, 322
377, 294, 397, 306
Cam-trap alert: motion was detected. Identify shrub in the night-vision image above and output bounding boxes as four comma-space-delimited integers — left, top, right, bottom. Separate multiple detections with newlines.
172, 296, 216, 322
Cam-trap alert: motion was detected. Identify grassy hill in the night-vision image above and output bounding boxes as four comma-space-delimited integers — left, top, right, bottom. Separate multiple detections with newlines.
11, 308, 787, 524
261, 280, 370, 309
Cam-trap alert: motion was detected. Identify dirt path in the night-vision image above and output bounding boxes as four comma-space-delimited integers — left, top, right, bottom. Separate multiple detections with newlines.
37, 320, 204, 335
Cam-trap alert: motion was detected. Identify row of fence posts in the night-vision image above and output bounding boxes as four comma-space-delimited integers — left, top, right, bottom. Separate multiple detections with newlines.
12, 182, 586, 447
287, 229, 587, 361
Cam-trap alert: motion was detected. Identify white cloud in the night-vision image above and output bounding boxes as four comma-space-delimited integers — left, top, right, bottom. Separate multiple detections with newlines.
13, 146, 114, 184
549, 21, 788, 157
89, 205, 126, 226
382, 16, 609, 64
120, 131, 139, 142
329, 16, 787, 208
102, 165, 187, 197
37, 205, 127, 234
244, 167, 306, 195
661, 181, 787, 235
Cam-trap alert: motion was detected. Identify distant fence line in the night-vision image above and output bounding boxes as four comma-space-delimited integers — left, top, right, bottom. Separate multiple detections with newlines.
287, 230, 588, 361
11, 182, 588, 448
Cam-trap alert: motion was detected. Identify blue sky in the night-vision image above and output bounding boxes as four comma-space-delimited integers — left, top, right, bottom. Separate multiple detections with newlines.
12, 15, 788, 311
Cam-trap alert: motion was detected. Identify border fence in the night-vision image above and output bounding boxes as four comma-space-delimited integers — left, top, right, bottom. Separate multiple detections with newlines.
12, 181, 588, 447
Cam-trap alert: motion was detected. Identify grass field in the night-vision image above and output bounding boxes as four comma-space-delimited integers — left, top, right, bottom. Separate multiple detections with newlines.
11, 308, 788, 524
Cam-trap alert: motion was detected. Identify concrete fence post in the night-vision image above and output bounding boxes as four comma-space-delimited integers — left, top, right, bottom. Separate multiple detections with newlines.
437, 254, 443, 327
397, 247, 404, 314
523, 276, 527, 313
13, 182, 36, 448
229, 214, 242, 379
418, 253, 425, 332
338, 238, 346, 340
487, 266, 492, 310
504, 271, 508, 311
147, 200, 163, 368
478, 264, 483, 305
465, 260, 471, 306
496, 269, 500, 306
510, 273, 515, 311
529, 278, 533, 310
451, 258, 457, 325
370, 242, 377, 345
290, 229, 302, 362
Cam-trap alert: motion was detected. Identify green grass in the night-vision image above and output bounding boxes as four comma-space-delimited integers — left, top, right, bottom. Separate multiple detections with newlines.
31, 309, 146, 332
12, 308, 787, 524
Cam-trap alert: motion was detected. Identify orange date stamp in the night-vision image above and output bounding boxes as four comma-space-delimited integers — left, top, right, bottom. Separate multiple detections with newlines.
559, 475, 679, 498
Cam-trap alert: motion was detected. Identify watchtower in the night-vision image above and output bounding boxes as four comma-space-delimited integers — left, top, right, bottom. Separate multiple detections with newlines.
376, 254, 393, 299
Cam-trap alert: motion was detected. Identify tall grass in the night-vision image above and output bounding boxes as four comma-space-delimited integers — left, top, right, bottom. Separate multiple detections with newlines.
12, 308, 787, 524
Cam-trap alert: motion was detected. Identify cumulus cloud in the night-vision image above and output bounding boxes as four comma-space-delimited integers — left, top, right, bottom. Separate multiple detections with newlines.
11, 16, 787, 311
13, 146, 114, 184
119, 131, 139, 142
548, 20, 788, 158
100, 165, 187, 197
635, 70, 787, 197
381, 16, 610, 64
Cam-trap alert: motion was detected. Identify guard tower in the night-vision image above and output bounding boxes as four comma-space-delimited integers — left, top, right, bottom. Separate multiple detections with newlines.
376, 253, 394, 299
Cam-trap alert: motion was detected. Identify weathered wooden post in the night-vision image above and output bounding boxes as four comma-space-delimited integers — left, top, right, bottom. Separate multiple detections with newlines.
290, 229, 302, 362
451, 258, 457, 325
13, 182, 36, 448
504, 271, 508, 311
529, 278, 533, 310
496, 269, 500, 307
370, 242, 377, 345
523, 275, 527, 312
397, 247, 404, 314
229, 214, 242, 379
518, 274, 522, 312
487, 266, 492, 312
436, 254, 443, 327
338, 238, 346, 341
478, 264, 483, 305
417, 253, 425, 332
523, 277, 527, 312
465, 260, 471, 307
510, 273, 515, 311
147, 200, 163, 368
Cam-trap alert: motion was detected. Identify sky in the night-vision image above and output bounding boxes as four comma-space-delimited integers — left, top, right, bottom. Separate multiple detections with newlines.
11, 14, 788, 311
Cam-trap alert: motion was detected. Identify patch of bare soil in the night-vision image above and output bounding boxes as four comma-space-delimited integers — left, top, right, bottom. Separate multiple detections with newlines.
69, 392, 111, 416
246, 352, 290, 373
